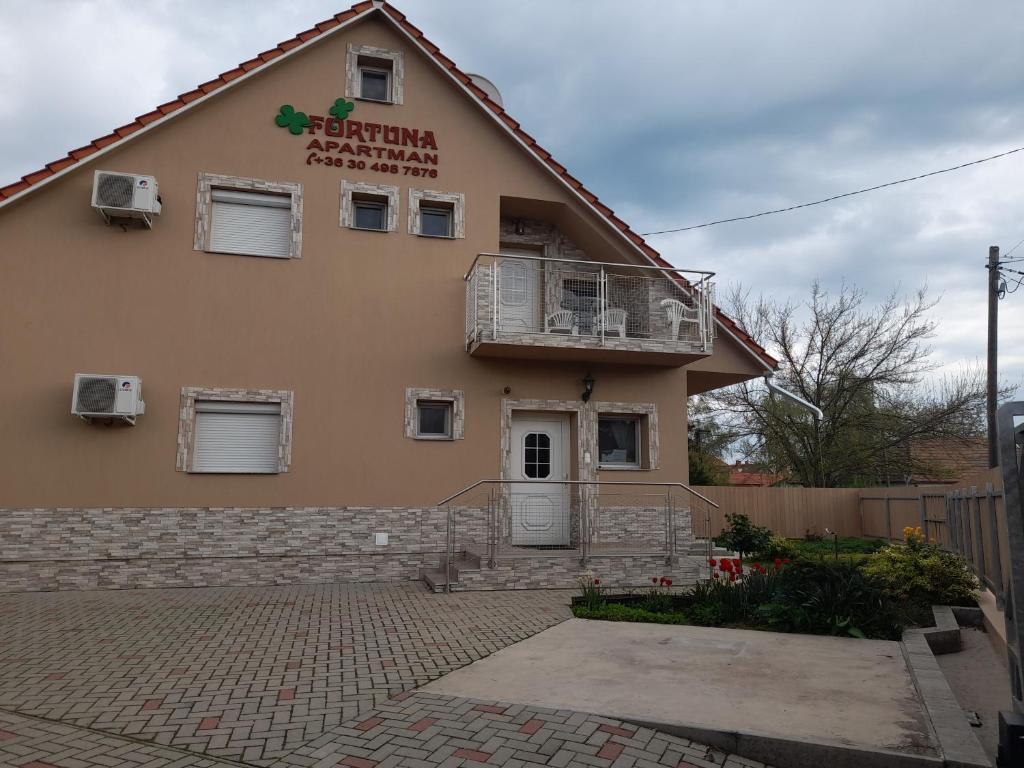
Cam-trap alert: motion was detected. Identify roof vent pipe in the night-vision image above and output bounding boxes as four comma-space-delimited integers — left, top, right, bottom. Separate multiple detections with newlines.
763, 374, 824, 421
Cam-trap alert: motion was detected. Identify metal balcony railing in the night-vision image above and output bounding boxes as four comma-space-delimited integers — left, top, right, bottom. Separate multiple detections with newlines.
436, 480, 720, 593
465, 253, 716, 354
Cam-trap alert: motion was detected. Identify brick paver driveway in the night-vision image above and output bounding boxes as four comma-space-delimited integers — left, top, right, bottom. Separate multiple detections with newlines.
0, 584, 771, 768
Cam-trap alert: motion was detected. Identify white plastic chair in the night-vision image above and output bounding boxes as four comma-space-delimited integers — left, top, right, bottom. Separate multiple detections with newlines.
544, 310, 578, 335
661, 298, 701, 340
595, 307, 628, 338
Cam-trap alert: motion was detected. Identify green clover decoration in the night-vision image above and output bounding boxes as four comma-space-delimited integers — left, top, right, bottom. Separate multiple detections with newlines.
275, 104, 311, 135
329, 98, 355, 121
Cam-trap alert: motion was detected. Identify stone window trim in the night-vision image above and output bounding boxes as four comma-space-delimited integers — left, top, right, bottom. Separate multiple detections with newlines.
177, 387, 294, 473
340, 180, 399, 232
405, 388, 465, 440
346, 44, 405, 105
194, 172, 303, 259
408, 188, 465, 239
595, 402, 659, 471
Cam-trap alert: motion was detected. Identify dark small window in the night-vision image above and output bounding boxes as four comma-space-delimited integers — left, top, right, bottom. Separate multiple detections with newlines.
353, 199, 386, 231
417, 401, 452, 438
420, 206, 453, 237
360, 68, 390, 101
598, 417, 640, 468
524, 432, 551, 478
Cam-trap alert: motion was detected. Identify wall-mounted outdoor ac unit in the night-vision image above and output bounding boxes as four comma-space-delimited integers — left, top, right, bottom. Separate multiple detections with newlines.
71, 374, 146, 425
91, 171, 161, 228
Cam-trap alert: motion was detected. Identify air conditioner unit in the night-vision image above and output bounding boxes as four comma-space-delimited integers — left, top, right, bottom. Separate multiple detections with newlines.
91, 171, 161, 228
71, 374, 146, 425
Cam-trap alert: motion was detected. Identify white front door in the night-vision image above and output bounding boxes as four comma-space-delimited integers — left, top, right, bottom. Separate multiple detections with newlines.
509, 415, 570, 546
498, 249, 540, 333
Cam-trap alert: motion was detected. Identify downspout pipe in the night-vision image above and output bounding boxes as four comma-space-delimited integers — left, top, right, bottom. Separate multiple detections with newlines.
764, 374, 824, 421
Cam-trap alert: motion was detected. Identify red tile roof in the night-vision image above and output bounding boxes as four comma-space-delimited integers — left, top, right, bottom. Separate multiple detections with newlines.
727, 464, 786, 487
0, 0, 776, 370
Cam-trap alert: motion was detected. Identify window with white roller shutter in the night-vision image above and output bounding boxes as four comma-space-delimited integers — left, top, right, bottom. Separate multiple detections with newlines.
209, 189, 292, 258
192, 401, 282, 473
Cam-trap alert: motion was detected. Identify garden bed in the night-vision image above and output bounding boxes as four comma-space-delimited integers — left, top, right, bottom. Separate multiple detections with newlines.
574, 521, 979, 640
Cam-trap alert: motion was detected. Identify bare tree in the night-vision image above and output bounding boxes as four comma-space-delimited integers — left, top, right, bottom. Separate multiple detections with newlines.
705, 281, 998, 487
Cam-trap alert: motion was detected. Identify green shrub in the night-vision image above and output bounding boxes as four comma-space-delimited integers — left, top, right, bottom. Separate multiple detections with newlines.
771, 560, 906, 640
792, 537, 887, 558
750, 535, 799, 561
572, 602, 689, 625
714, 513, 772, 560
862, 539, 978, 609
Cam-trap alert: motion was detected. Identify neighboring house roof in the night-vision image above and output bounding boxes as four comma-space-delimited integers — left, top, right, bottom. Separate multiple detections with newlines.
727, 463, 785, 487
907, 437, 989, 485
0, 0, 776, 371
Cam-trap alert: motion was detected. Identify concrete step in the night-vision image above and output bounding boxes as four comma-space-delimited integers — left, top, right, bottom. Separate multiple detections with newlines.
422, 556, 480, 592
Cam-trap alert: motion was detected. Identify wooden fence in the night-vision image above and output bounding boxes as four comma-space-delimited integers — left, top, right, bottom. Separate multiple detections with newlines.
695, 466, 1010, 606
689, 485, 861, 539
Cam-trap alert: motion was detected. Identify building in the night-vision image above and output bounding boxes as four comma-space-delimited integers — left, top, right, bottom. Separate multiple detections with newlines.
0, 1, 776, 592
727, 463, 785, 487
904, 437, 990, 486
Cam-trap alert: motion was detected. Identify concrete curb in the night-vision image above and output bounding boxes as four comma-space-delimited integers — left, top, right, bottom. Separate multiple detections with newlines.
620, 717, 943, 768
901, 610, 991, 768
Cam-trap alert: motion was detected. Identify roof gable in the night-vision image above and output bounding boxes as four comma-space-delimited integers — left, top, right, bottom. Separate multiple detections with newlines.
0, 0, 776, 369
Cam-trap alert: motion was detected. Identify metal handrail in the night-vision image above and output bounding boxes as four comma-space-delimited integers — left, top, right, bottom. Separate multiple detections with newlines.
436, 478, 720, 508
437, 479, 719, 594
463, 251, 716, 282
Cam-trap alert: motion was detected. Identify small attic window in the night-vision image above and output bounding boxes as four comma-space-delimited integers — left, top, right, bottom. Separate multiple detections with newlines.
360, 65, 391, 102
346, 45, 404, 105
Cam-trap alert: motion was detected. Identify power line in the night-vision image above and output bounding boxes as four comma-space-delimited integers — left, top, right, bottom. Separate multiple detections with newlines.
641, 144, 1024, 237
1002, 236, 1024, 259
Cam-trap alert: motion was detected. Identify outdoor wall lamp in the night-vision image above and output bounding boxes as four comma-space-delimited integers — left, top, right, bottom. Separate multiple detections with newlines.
581, 373, 595, 402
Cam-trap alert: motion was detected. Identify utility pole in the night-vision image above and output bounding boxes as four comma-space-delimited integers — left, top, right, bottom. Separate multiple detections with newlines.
987, 245, 1000, 468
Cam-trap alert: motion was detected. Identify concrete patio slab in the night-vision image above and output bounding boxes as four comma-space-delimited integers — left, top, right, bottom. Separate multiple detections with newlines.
425, 618, 941, 766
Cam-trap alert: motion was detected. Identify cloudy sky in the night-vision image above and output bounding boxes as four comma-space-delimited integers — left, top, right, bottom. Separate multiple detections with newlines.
3, 0, 1023, 396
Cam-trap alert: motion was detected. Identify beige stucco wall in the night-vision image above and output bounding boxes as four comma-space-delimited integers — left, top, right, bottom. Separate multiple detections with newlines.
0, 14, 762, 509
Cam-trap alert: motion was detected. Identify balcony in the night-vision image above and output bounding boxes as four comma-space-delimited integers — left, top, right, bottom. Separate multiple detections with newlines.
464, 252, 716, 365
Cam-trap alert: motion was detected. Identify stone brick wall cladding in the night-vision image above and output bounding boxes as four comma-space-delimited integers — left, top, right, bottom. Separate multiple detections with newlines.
0, 506, 449, 592
0, 499, 697, 592
454, 554, 702, 591
591, 506, 692, 549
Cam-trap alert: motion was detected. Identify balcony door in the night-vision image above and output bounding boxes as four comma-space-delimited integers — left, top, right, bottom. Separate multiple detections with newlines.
509, 414, 570, 547
498, 248, 540, 333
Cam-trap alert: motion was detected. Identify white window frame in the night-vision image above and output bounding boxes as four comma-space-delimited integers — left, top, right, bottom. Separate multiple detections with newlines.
416, 400, 453, 440
419, 205, 453, 238
353, 199, 387, 231
408, 188, 465, 239
346, 44, 405, 105
194, 173, 302, 259
340, 180, 398, 232
358, 65, 392, 103
597, 415, 642, 469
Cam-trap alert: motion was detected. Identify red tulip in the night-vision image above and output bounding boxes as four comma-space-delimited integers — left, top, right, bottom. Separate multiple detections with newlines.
713, 572, 720, 579
652, 577, 659, 584
593, 578, 601, 585
665, 578, 673, 587
773, 558, 782, 567
733, 559, 742, 568
783, 558, 791, 564
721, 560, 732, 571
729, 573, 737, 582
708, 558, 717, 567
